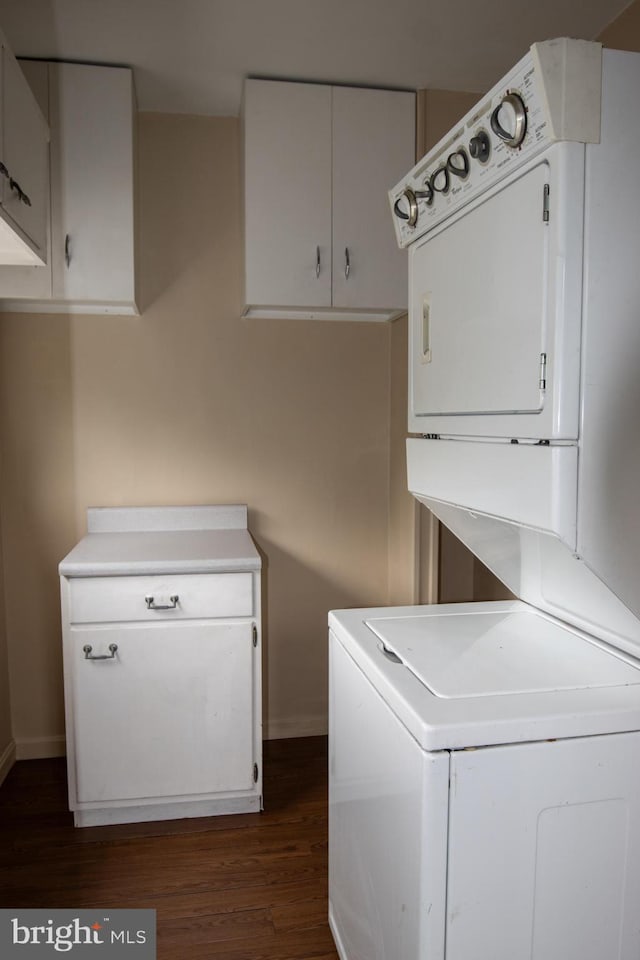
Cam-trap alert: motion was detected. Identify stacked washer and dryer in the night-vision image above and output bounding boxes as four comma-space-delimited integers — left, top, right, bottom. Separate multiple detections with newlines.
329, 39, 640, 960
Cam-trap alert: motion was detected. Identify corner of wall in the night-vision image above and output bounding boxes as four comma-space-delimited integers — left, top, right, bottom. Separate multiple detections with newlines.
0, 737, 16, 788
15, 736, 66, 760
264, 715, 328, 740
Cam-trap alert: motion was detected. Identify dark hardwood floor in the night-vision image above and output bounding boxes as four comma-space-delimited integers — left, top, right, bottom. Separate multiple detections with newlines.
0, 736, 339, 959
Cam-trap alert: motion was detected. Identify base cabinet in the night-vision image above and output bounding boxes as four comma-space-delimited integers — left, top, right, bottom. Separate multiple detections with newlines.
61, 571, 262, 827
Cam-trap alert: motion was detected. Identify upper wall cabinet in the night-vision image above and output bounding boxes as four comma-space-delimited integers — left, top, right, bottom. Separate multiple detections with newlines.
243, 79, 415, 322
0, 41, 49, 266
0, 61, 137, 315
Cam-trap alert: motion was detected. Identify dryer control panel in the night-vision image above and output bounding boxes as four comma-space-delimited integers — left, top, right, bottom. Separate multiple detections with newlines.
390, 38, 602, 248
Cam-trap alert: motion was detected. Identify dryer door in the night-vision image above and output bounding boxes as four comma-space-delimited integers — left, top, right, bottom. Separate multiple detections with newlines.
408, 144, 584, 439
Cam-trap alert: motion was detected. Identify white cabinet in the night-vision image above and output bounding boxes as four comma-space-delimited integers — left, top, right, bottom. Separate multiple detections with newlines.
243, 79, 415, 322
69, 615, 255, 806
59, 506, 262, 827
244, 81, 332, 312
0, 44, 49, 266
50, 63, 136, 311
0, 61, 138, 314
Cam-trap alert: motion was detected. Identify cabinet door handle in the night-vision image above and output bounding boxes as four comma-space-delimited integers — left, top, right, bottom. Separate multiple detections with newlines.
316, 246, 321, 278
9, 177, 31, 207
83, 643, 118, 661
344, 247, 350, 280
64, 234, 71, 268
145, 594, 179, 610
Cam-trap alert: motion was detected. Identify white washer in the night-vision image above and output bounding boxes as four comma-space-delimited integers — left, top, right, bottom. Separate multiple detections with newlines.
330, 38, 640, 960
329, 602, 640, 960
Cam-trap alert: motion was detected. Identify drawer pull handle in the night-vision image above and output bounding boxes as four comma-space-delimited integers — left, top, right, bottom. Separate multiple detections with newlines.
83, 643, 118, 661
145, 594, 179, 610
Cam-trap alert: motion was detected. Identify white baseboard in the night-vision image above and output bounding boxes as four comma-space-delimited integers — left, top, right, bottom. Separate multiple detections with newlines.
0, 739, 16, 786
264, 715, 327, 740
15, 735, 66, 760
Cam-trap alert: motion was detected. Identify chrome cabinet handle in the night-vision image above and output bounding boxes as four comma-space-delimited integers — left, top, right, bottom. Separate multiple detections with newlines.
83, 643, 118, 661
0, 163, 31, 207
316, 246, 321, 278
64, 234, 71, 268
145, 594, 179, 610
344, 247, 350, 280
9, 177, 31, 206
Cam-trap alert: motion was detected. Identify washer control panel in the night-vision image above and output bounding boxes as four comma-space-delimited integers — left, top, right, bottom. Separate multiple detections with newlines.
390, 39, 602, 248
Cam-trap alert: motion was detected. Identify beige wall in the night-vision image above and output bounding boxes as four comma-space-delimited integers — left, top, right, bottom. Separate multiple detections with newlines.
0, 113, 397, 755
599, 1, 640, 47
417, 89, 479, 156
388, 314, 418, 605
5, 2, 639, 763
0, 313, 75, 757
0, 417, 12, 777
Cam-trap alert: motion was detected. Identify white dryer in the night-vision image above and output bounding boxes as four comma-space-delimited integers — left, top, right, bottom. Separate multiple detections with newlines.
329, 38, 640, 960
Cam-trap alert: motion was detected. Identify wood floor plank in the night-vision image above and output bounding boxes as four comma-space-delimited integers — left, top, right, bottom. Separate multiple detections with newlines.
158, 923, 338, 960
270, 895, 331, 933
158, 907, 275, 946
0, 736, 339, 959
102, 878, 329, 921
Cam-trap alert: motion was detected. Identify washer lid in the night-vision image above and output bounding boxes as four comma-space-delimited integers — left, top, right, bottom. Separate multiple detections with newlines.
365, 608, 640, 699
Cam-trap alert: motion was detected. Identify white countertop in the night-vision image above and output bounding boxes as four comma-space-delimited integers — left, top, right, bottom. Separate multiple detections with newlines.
59, 506, 261, 577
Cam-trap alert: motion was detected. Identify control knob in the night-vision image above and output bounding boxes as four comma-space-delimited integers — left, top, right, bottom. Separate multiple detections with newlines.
393, 187, 419, 227
469, 130, 491, 163
490, 92, 527, 148
393, 182, 435, 227
447, 148, 470, 179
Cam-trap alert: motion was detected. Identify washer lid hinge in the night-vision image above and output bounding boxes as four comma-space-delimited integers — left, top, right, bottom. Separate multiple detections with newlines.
539, 352, 547, 390
542, 183, 550, 223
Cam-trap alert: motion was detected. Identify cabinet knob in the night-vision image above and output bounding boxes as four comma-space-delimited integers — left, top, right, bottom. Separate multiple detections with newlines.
344, 247, 350, 280
64, 234, 71, 268
316, 246, 321, 278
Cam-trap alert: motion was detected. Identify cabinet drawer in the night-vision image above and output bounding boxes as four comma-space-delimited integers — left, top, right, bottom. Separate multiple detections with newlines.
68, 573, 254, 623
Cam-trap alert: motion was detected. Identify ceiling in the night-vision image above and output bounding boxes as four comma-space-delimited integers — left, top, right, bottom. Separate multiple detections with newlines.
0, 0, 632, 116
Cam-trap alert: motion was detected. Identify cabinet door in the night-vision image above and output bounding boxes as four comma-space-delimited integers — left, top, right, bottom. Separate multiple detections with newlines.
332, 87, 414, 311
0, 48, 48, 262
244, 79, 332, 309
70, 620, 255, 804
0, 59, 52, 298
50, 63, 136, 305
